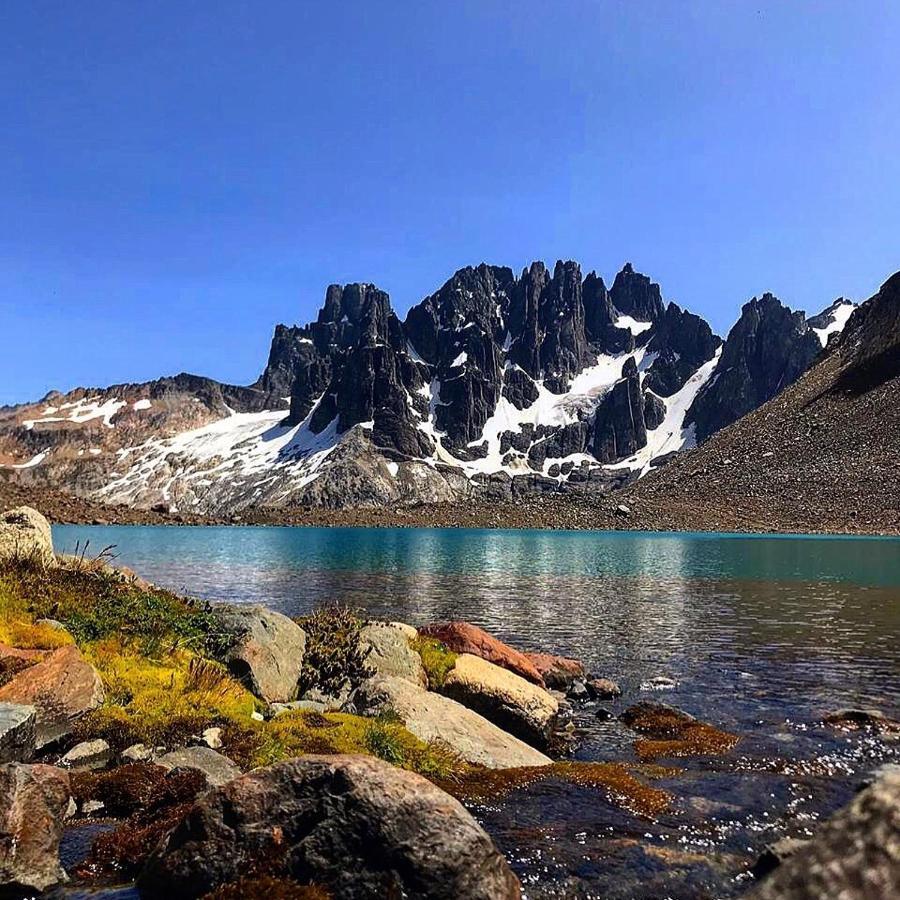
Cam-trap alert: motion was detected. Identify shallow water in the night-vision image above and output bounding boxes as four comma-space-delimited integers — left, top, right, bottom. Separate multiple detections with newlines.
54, 525, 900, 897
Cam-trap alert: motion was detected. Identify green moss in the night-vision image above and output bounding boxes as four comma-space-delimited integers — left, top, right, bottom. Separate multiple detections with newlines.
410, 636, 457, 688
0, 557, 219, 656
220, 710, 463, 781
75, 638, 258, 750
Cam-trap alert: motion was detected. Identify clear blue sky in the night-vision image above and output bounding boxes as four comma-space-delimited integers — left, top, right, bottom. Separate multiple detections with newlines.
2, 1, 899, 404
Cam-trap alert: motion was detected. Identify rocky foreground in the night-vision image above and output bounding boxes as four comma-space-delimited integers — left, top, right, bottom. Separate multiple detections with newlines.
0, 506, 897, 898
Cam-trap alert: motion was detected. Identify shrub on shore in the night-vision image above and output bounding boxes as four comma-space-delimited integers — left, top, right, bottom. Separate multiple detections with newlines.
295, 605, 371, 697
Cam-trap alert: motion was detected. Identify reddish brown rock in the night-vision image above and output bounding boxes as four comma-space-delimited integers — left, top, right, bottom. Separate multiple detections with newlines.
0, 763, 71, 894
0, 644, 104, 746
419, 622, 544, 686
523, 652, 586, 690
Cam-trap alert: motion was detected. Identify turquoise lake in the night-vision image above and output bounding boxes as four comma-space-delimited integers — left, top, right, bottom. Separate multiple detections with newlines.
54, 526, 900, 898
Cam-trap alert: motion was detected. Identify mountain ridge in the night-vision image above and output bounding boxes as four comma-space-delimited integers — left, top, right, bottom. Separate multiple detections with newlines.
0, 260, 861, 515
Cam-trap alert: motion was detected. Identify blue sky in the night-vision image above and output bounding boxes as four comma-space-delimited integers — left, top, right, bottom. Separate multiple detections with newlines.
2, 1, 899, 404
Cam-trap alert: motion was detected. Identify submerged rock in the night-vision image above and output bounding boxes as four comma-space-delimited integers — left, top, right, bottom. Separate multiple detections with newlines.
140, 754, 522, 899
621, 701, 739, 760
0, 644, 104, 747
0, 703, 35, 764
213, 606, 306, 704
359, 675, 551, 769
419, 622, 545, 686
0, 506, 55, 568
441, 653, 559, 748
751, 768, 900, 899
0, 763, 71, 895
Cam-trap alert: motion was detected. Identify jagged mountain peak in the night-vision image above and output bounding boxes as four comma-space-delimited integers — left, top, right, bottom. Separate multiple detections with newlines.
1, 258, 866, 514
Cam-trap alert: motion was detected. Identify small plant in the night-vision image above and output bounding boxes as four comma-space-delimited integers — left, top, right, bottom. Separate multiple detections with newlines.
410, 636, 457, 688
296, 605, 372, 697
364, 722, 405, 765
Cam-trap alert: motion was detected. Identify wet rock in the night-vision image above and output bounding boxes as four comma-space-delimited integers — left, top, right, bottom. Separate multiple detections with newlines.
523, 652, 586, 690
641, 675, 678, 691
359, 675, 551, 769
621, 701, 696, 736
621, 701, 740, 760
0, 644, 104, 747
440, 654, 559, 748
140, 754, 522, 900
750, 836, 811, 879
0, 763, 71, 895
156, 747, 241, 788
750, 768, 900, 899
419, 622, 545, 686
359, 621, 426, 687
586, 677, 622, 700
566, 680, 589, 701
0, 506, 56, 568
595, 707, 615, 721
212, 606, 306, 704
0, 703, 35, 763
823, 707, 899, 734
59, 738, 111, 771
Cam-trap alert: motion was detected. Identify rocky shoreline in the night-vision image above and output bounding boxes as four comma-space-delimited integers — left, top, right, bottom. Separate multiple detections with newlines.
0, 505, 897, 898
1, 480, 897, 536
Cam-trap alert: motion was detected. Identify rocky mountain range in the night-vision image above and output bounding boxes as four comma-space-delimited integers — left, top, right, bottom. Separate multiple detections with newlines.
0, 261, 858, 514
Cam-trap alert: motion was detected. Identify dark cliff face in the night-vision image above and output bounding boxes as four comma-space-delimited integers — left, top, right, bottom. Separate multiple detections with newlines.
688, 293, 822, 441
834, 272, 900, 391
255, 262, 828, 474
609, 263, 666, 323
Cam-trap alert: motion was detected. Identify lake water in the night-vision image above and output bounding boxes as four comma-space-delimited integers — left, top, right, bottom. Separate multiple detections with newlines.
54, 525, 900, 898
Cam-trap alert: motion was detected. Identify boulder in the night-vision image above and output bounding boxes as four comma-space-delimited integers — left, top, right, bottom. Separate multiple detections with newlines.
212, 606, 306, 704
0, 644, 104, 747
156, 746, 241, 788
0, 763, 71, 895
359, 675, 551, 769
0, 506, 55, 568
523, 652, 586, 690
751, 768, 900, 898
0, 703, 35, 764
140, 754, 521, 900
360, 621, 427, 687
441, 654, 559, 748
419, 622, 545, 686
59, 738, 111, 771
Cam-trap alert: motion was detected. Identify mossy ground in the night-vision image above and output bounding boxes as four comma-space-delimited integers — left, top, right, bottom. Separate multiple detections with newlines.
410, 636, 457, 687
0, 558, 464, 782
